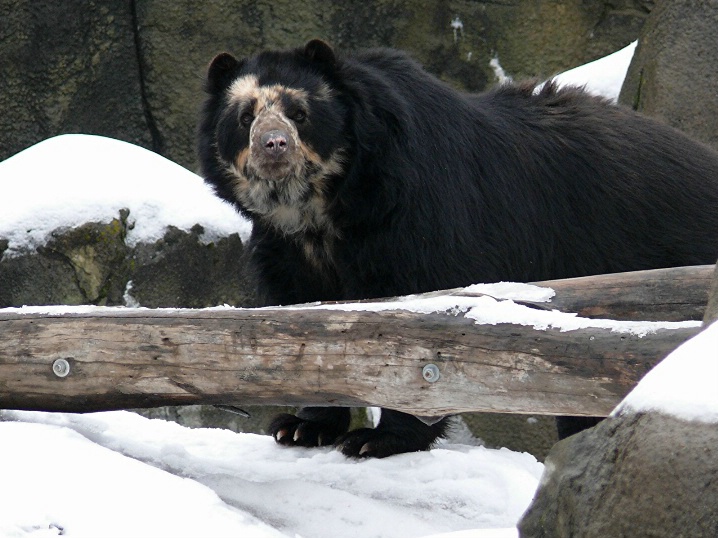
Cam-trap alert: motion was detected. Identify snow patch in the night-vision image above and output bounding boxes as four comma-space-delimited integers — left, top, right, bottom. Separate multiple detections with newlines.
123, 280, 141, 308
463, 282, 554, 302
489, 56, 512, 84
550, 41, 637, 102
451, 17, 464, 42
0, 420, 283, 538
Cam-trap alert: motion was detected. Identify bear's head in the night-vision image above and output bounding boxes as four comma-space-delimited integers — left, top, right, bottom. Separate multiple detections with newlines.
200, 40, 349, 235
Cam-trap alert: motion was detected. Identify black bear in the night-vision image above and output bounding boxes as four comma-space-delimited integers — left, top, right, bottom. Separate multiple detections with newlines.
199, 39, 718, 458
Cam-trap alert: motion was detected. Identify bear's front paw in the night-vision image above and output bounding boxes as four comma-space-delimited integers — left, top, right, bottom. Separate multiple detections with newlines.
268, 413, 345, 448
336, 428, 433, 459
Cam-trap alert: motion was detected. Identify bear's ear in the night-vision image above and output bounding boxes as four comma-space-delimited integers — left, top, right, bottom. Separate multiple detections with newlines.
206, 52, 242, 93
303, 39, 336, 68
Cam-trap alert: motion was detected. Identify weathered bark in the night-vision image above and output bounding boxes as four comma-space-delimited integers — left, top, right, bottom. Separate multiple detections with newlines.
533, 265, 713, 322
0, 270, 703, 416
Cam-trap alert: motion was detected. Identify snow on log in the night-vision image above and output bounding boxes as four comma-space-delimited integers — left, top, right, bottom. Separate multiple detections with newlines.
0, 265, 712, 417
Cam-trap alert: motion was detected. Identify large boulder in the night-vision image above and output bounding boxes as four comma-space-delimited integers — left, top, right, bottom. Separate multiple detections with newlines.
0, 218, 255, 309
0, 134, 255, 308
518, 321, 718, 538
619, 0, 718, 150
0, 216, 129, 307
127, 225, 255, 309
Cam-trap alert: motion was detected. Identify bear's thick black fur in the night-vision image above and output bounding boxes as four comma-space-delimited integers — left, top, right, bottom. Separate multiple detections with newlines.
199, 40, 718, 458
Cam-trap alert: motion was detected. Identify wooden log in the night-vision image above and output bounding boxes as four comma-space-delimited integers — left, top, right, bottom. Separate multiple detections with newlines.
534, 265, 714, 322
0, 302, 701, 417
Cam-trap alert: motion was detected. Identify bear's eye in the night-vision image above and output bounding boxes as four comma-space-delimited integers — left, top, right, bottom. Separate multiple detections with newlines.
291, 109, 307, 123
240, 112, 254, 126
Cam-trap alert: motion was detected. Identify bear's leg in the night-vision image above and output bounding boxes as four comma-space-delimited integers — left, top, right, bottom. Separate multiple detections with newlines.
269, 407, 351, 447
336, 409, 450, 458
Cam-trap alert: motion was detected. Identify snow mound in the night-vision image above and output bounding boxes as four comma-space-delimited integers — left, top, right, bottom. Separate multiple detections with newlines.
0, 134, 252, 257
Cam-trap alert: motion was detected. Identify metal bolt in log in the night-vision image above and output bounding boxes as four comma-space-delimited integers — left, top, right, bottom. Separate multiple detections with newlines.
52, 358, 71, 378
422, 364, 441, 383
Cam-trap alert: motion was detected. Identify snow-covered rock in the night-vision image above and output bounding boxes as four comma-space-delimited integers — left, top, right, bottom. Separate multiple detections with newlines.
519, 322, 718, 538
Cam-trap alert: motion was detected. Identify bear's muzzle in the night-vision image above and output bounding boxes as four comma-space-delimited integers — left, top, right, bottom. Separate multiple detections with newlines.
248, 111, 301, 181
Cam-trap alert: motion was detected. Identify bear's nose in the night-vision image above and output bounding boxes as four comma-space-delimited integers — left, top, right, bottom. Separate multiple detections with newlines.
261, 130, 289, 156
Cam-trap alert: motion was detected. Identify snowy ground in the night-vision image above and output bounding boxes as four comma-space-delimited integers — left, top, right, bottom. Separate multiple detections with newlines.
0, 42, 665, 538
0, 410, 542, 538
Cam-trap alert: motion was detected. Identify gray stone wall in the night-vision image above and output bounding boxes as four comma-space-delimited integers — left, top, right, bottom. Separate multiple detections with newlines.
1, 0, 652, 170
0, 2, 153, 161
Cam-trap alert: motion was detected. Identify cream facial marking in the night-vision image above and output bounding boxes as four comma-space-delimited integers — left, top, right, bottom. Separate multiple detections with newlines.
227, 75, 310, 118
227, 74, 260, 102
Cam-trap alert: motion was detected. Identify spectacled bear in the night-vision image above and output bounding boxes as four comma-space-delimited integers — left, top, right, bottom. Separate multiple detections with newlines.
199, 39, 718, 458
